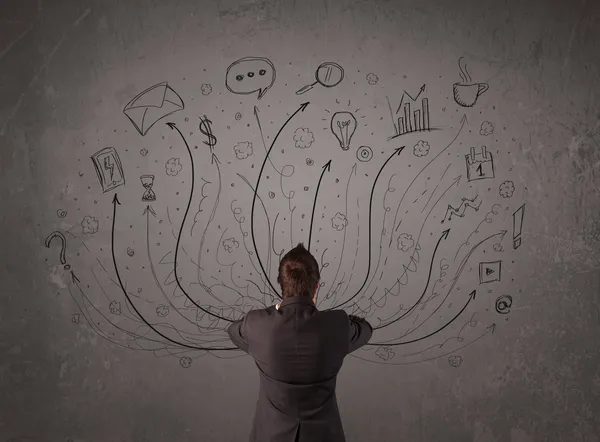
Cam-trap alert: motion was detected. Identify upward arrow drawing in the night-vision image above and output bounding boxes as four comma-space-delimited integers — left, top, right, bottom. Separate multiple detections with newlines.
166, 122, 233, 323
374, 228, 450, 330
250, 102, 309, 298
110, 193, 234, 351
331, 146, 405, 310
308, 159, 332, 252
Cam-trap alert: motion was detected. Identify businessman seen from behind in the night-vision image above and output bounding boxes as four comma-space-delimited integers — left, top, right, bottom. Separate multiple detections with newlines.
227, 242, 373, 442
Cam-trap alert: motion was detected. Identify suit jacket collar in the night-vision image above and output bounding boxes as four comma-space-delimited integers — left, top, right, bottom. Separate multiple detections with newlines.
279, 295, 316, 309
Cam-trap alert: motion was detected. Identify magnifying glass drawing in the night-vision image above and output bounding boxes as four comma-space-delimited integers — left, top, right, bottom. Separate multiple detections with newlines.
296, 62, 345, 95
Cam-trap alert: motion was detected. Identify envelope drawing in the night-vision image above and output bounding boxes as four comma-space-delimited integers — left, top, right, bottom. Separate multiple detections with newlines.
123, 82, 184, 136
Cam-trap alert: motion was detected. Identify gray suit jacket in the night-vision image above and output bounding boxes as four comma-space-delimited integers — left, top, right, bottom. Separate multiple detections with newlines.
227, 295, 373, 442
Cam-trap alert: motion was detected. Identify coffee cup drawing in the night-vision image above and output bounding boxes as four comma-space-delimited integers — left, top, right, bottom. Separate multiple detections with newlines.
452, 57, 489, 107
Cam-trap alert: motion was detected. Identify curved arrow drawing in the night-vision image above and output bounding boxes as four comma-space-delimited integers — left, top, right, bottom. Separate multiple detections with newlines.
237, 172, 280, 299
377, 174, 462, 304
166, 122, 234, 323
328, 194, 361, 307
369, 290, 476, 346
144, 204, 203, 329
352, 322, 495, 366
251, 102, 309, 298
359, 174, 398, 304
330, 146, 405, 310
308, 159, 332, 252
191, 153, 222, 288
111, 193, 236, 351
374, 228, 450, 330
388, 114, 468, 248
193, 155, 222, 289
384, 229, 507, 343
323, 163, 357, 301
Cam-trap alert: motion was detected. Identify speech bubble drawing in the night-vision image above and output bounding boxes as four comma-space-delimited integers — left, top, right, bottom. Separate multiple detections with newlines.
225, 57, 275, 100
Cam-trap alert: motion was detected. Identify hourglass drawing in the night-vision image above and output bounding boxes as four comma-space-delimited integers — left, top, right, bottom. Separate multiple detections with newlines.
140, 175, 156, 201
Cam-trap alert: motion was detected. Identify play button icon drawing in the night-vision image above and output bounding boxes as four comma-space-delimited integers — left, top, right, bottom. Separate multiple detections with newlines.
479, 260, 501, 284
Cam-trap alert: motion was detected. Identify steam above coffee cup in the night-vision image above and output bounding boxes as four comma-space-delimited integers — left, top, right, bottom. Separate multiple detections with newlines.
453, 57, 489, 107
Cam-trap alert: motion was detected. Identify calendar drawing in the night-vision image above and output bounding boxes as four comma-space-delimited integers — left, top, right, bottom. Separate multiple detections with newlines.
465, 146, 495, 182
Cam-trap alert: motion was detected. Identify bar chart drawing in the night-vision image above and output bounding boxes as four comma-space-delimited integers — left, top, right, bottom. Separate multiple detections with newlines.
387, 88, 437, 141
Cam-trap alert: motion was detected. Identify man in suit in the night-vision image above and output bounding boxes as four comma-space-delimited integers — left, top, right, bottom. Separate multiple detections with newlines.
227, 242, 373, 442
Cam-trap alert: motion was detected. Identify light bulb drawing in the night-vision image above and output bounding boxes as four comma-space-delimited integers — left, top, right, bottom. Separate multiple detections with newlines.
330, 111, 357, 151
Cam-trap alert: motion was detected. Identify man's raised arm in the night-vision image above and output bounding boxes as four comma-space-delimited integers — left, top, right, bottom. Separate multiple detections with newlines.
227, 316, 250, 353
347, 314, 373, 354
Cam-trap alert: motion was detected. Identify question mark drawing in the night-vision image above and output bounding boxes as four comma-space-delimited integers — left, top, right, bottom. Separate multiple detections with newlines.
45, 231, 70, 270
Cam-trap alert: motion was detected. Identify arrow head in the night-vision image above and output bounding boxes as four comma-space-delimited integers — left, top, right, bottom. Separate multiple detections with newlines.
469, 289, 476, 300
460, 114, 468, 125
441, 228, 450, 240
453, 175, 462, 185
143, 205, 156, 217
112, 194, 121, 205
71, 271, 80, 284
394, 146, 406, 155
300, 102, 310, 112
420, 84, 426, 93
254, 105, 259, 115
499, 229, 508, 240
166, 122, 176, 130
322, 159, 332, 172
487, 323, 497, 334
211, 153, 221, 165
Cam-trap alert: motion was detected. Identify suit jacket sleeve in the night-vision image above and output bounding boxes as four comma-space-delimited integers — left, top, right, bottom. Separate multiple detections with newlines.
227, 315, 250, 353
347, 314, 373, 354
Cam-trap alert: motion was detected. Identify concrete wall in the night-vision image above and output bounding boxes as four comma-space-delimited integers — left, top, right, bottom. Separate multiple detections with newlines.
1, 0, 599, 441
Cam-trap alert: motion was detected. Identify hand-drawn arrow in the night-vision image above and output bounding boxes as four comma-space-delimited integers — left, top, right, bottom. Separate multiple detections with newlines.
327, 190, 361, 307
330, 146, 405, 310
144, 204, 201, 328
80, 241, 218, 350
69, 275, 144, 350
254, 106, 283, 175
144, 204, 172, 304
370, 289, 476, 346
166, 122, 233, 323
375, 174, 462, 304
251, 102, 309, 297
374, 228, 450, 330
393, 229, 506, 341
193, 153, 221, 288
111, 193, 236, 351
389, 114, 468, 248
323, 163, 357, 301
308, 159, 332, 252
354, 322, 496, 366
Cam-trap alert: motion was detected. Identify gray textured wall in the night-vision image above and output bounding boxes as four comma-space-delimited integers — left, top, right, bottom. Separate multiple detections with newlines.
1, 0, 599, 441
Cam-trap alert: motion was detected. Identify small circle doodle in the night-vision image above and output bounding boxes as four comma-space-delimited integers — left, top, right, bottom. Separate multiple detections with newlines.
495, 295, 513, 314
357, 146, 373, 162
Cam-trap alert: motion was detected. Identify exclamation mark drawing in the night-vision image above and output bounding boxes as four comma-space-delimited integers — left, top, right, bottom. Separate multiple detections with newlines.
512, 204, 525, 249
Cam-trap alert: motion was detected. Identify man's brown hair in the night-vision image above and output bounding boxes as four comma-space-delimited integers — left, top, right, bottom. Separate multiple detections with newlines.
277, 243, 320, 299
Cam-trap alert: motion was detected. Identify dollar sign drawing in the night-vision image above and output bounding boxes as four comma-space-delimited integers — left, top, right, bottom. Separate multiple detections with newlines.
199, 116, 217, 151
